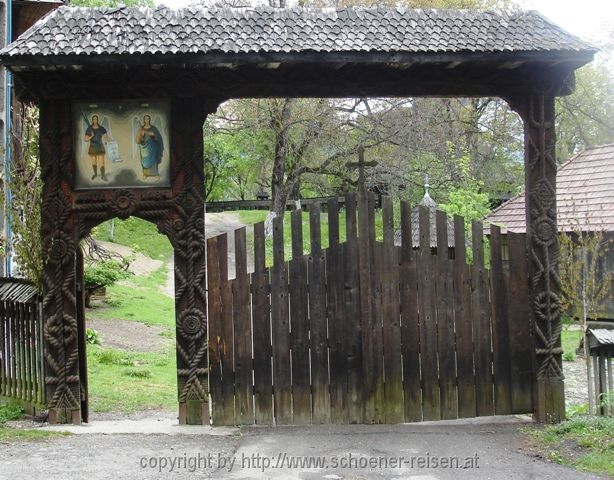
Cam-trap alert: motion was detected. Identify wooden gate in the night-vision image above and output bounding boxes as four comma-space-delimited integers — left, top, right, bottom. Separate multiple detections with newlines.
206, 193, 534, 425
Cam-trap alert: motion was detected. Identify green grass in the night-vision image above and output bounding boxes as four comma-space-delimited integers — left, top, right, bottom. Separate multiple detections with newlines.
0, 402, 70, 442
87, 345, 177, 413
562, 329, 582, 358
90, 261, 174, 328
529, 416, 614, 476
92, 217, 173, 260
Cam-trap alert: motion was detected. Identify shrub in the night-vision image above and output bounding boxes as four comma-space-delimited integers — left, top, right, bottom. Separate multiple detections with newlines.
122, 368, 152, 379
84, 258, 131, 289
0, 403, 23, 424
95, 349, 135, 366
563, 351, 576, 362
86, 328, 101, 345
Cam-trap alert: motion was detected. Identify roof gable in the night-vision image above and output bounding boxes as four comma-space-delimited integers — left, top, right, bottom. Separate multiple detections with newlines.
484, 144, 614, 233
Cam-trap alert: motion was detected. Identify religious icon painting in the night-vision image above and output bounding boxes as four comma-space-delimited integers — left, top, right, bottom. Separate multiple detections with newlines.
73, 100, 171, 189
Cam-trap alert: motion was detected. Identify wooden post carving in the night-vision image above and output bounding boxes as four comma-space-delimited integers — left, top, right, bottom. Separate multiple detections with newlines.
39, 99, 82, 424
509, 93, 565, 423
39, 95, 219, 424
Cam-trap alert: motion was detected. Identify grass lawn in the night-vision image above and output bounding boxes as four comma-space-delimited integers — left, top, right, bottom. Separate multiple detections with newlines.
91, 261, 174, 328
87, 346, 177, 413
528, 416, 614, 477
92, 217, 173, 260
0, 403, 70, 442
86, 216, 177, 413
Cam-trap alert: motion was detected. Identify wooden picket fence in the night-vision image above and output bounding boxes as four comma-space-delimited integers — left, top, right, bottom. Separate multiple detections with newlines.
206, 192, 534, 425
0, 279, 46, 411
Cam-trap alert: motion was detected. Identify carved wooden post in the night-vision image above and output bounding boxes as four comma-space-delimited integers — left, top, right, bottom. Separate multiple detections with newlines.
39, 99, 82, 424
159, 96, 219, 425
510, 93, 565, 423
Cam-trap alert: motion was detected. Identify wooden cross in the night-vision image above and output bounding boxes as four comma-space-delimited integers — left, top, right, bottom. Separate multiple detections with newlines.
346, 146, 378, 193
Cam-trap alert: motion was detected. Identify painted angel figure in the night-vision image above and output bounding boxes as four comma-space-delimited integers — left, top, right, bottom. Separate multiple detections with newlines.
134, 114, 164, 179
83, 114, 111, 181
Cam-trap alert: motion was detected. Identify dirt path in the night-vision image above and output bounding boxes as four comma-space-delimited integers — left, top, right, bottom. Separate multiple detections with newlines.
164, 212, 252, 297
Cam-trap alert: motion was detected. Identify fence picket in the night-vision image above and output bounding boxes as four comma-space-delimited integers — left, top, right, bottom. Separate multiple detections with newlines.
418, 205, 441, 420
251, 222, 273, 424
233, 227, 253, 425
289, 209, 311, 425
471, 221, 494, 416
309, 204, 330, 423
271, 216, 291, 425
436, 210, 457, 419
344, 193, 363, 424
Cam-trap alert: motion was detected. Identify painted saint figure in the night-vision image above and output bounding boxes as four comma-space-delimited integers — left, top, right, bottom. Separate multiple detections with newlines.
135, 114, 164, 178
84, 115, 109, 181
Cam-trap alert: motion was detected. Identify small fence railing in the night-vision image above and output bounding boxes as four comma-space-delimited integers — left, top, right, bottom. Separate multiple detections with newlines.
0, 279, 46, 411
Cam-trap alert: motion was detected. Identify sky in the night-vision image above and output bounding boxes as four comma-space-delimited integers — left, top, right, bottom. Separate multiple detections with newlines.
152, 0, 614, 46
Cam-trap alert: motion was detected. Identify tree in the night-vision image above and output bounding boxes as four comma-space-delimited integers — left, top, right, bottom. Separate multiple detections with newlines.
559, 209, 614, 414
3, 105, 43, 286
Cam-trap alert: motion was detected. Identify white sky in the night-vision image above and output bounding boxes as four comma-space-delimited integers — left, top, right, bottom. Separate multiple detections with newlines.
153, 0, 614, 45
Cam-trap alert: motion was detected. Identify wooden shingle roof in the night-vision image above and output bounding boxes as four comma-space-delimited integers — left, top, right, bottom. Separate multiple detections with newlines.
484, 144, 614, 233
0, 6, 596, 60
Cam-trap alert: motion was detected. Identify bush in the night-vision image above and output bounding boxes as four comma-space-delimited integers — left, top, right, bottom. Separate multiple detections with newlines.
122, 368, 152, 379
0, 403, 23, 424
563, 351, 576, 362
84, 258, 131, 289
95, 349, 135, 366
86, 328, 101, 345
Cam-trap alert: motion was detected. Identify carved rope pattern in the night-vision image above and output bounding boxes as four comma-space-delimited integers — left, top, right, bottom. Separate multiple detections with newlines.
524, 94, 563, 381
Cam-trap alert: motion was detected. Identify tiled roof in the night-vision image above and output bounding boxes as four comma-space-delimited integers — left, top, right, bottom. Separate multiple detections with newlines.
484, 144, 614, 233
0, 6, 596, 59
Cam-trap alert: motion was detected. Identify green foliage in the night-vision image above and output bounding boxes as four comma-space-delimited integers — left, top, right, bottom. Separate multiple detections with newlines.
530, 416, 614, 476
84, 258, 131, 289
0, 403, 23, 424
98, 262, 174, 327
122, 367, 152, 379
92, 217, 172, 260
88, 346, 177, 413
3, 106, 43, 287
86, 327, 102, 345
563, 351, 576, 362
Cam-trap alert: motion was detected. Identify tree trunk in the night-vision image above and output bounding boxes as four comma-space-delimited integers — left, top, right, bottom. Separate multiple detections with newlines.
270, 99, 294, 217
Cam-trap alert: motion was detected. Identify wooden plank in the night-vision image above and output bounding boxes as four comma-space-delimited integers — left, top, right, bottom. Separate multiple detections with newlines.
507, 232, 534, 414
471, 221, 494, 416
16, 302, 24, 400
400, 201, 421, 422
608, 355, 613, 417
9, 300, 16, 398
206, 236, 225, 424
233, 227, 253, 425
453, 215, 476, 418
344, 193, 363, 424
436, 210, 457, 419
489, 225, 512, 415
381, 196, 403, 423
309, 203, 330, 424
23, 303, 32, 403
289, 209, 311, 425
218, 235, 235, 425
370, 194, 385, 424
327, 198, 348, 423
0, 300, 5, 398
418, 205, 440, 420
358, 192, 376, 423
599, 353, 608, 416
251, 222, 273, 424
271, 216, 292, 425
